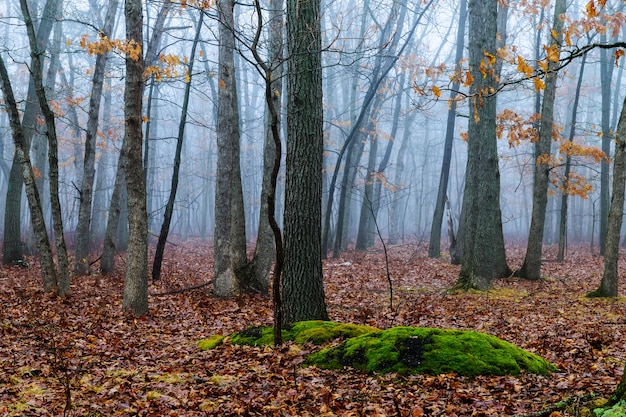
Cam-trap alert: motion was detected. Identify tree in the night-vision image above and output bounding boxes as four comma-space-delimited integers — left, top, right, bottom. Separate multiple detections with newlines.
456, 0, 510, 290
152, 9, 203, 281
282, 0, 329, 323
249, 0, 284, 294
0, 53, 58, 293
213, 0, 248, 297
122, 0, 148, 316
74, 0, 120, 276
428, 0, 467, 258
3, 0, 60, 265
587, 94, 626, 298
515, 0, 566, 280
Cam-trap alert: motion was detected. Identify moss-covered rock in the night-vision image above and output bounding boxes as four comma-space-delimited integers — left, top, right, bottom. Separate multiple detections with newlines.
227, 321, 378, 346
594, 400, 626, 417
305, 326, 556, 376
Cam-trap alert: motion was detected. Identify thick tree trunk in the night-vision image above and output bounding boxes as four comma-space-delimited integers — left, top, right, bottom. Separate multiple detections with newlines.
587, 95, 626, 298
456, 0, 510, 290
122, 0, 148, 316
599, 32, 614, 255
282, 0, 329, 323
516, 0, 565, 280
75, 0, 119, 276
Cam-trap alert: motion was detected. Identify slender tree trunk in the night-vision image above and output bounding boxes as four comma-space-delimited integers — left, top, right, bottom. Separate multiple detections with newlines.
249, 0, 284, 293
152, 11, 203, 280
516, 0, 565, 280
214, 0, 247, 297
456, 0, 510, 290
557, 56, 587, 262
587, 101, 626, 298
282, 0, 329, 323
75, 0, 119, 276
429, 0, 467, 258
0, 53, 58, 292
599, 32, 614, 255
90, 79, 113, 245
122, 0, 148, 316
3, 0, 59, 265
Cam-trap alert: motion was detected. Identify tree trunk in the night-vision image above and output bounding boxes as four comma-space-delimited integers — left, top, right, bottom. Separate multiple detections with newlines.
282, 0, 329, 323
587, 96, 626, 298
3, 0, 59, 265
516, 0, 565, 280
0, 53, 58, 292
599, 32, 614, 255
429, 0, 467, 258
152, 10, 203, 281
557, 56, 587, 262
122, 0, 148, 316
456, 0, 510, 290
249, 0, 284, 294
213, 0, 247, 297
75, 0, 119, 276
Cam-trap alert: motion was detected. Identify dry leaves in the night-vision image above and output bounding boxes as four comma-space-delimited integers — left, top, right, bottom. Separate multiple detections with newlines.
0, 240, 624, 416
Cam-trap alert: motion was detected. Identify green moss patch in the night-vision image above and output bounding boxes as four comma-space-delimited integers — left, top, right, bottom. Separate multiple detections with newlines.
229, 321, 377, 347
198, 335, 225, 351
305, 326, 556, 376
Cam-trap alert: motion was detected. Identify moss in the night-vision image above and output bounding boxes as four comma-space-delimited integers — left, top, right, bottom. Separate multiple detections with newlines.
228, 321, 378, 346
594, 400, 626, 417
197, 335, 225, 351
306, 327, 556, 376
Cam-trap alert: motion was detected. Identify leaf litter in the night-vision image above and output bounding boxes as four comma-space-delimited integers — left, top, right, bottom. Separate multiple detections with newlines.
0, 239, 624, 416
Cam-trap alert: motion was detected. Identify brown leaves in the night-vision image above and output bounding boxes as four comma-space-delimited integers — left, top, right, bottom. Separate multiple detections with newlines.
0, 241, 624, 415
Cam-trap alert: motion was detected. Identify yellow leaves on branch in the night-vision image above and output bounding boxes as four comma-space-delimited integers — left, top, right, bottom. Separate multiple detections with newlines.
516, 56, 533, 77
558, 140, 607, 163
144, 53, 185, 82
79, 34, 141, 60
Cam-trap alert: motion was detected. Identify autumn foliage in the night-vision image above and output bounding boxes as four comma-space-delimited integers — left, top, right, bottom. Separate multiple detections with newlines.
1, 240, 624, 416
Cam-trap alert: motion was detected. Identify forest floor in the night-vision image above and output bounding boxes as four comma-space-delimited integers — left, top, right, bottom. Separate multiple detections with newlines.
0, 239, 625, 416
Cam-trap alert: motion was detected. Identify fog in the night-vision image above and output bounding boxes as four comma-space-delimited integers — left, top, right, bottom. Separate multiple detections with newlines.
0, 0, 618, 261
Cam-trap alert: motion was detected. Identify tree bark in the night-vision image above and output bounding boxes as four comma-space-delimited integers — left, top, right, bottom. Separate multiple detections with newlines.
587, 95, 626, 298
249, 0, 284, 294
557, 56, 587, 262
122, 0, 148, 316
213, 0, 247, 297
152, 10, 203, 281
74, 0, 119, 276
516, 0, 565, 280
3, 0, 59, 265
456, 0, 510, 290
282, 0, 329, 323
0, 53, 58, 292
429, 0, 467, 258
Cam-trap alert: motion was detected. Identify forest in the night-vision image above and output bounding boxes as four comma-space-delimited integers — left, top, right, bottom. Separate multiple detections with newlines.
2, 0, 626, 415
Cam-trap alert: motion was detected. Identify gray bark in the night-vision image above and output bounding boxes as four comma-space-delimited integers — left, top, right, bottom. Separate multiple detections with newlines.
122, 0, 148, 316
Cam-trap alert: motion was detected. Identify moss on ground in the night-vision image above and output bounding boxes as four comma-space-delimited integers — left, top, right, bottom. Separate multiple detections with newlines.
226, 321, 378, 347
305, 326, 556, 376
198, 321, 555, 377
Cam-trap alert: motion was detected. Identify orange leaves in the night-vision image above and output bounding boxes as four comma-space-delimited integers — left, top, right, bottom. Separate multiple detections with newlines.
615, 49, 625, 67
558, 140, 607, 163
516, 56, 533, 77
79, 34, 141, 60
144, 53, 185, 82
496, 110, 539, 147
585, 1, 599, 18
431, 85, 441, 98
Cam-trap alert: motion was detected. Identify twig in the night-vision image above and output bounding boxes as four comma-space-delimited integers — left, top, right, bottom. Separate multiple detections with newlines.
149, 281, 211, 296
